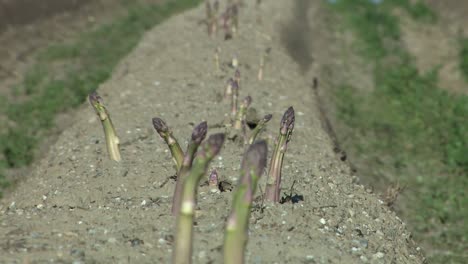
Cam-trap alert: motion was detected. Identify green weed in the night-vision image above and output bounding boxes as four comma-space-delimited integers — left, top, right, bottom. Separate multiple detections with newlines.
460, 38, 468, 83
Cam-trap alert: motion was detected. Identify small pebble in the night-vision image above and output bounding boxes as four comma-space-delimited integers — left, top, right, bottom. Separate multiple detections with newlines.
319, 218, 326, 225
373, 252, 384, 259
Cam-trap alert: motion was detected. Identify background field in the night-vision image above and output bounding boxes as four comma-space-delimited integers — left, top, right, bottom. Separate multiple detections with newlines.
0, 0, 466, 263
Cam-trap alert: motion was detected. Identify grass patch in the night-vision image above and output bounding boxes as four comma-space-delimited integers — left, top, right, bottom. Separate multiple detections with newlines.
460, 38, 468, 83
329, 1, 467, 263
0, 0, 203, 196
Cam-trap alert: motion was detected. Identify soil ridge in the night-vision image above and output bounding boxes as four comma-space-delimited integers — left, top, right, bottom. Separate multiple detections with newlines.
0, 1, 425, 263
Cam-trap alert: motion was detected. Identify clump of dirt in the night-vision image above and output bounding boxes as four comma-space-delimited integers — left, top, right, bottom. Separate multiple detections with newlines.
0, 1, 425, 263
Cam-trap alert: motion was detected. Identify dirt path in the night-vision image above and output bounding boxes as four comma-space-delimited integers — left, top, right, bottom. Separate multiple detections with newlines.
0, 1, 425, 263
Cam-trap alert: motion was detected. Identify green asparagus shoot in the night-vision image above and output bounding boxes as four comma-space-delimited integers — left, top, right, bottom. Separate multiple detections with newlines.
173, 133, 225, 264
88, 92, 121, 162
152, 117, 184, 170
234, 69, 241, 85
172, 121, 208, 215
234, 96, 252, 130
257, 48, 271, 81
231, 80, 239, 119
224, 78, 235, 102
247, 114, 272, 145
224, 140, 268, 264
265, 107, 295, 202
231, 4, 239, 36
215, 46, 221, 71
232, 54, 239, 68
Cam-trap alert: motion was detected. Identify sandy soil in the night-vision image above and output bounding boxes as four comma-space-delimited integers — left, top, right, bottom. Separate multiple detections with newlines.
0, 1, 425, 263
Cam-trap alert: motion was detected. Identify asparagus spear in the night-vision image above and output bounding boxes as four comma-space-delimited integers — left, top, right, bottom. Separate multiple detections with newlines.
247, 114, 272, 145
257, 48, 271, 81
224, 78, 235, 102
205, 0, 213, 36
231, 80, 239, 119
231, 4, 239, 36
232, 54, 239, 68
172, 121, 208, 215
224, 140, 268, 264
265, 107, 295, 202
208, 169, 219, 192
234, 69, 241, 85
234, 96, 252, 130
152, 117, 184, 170
214, 47, 221, 71
88, 92, 121, 162
173, 133, 225, 264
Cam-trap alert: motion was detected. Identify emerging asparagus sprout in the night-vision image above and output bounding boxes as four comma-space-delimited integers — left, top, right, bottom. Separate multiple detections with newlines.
205, 0, 219, 36
231, 80, 239, 119
211, 0, 219, 35
88, 92, 121, 162
172, 121, 208, 215
265, 107, 295, 202
224, 78, 235, 102
205, 0, 212, 20
152, 117, 184, 171
257, 48, 271, 81
248, 114, 272, 145
234, 96, 252, 130
224, 140, 268, 264
232, 54, 239, 68
209, 169, 219, 192
234, 68, 241, 85
173, 133, 225, 264
205, 1, 214, 36
230, 4, 239, 36
222, 9, 233, 40
214, 46, 221, 71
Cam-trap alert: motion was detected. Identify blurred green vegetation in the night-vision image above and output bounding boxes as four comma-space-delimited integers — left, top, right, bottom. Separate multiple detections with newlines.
460, 38, 468, 83
0, 0, 203, 196
329, 1, 467, 263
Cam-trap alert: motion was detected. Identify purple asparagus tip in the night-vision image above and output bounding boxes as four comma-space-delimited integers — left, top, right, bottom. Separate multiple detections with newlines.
204, 133, 225, 157
263, 114, 273, 122
88, 91, 102, 105
241, 140, 268, 179
209, 169, 219, 187
280, 107, 295, 135
192, 121, 208, 144
152, 117, 169, 133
